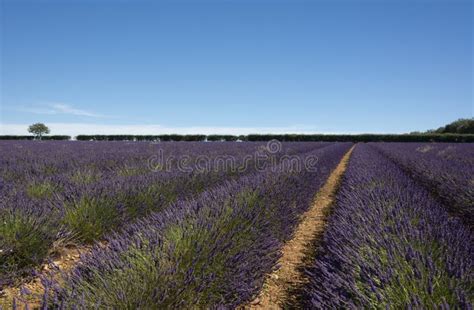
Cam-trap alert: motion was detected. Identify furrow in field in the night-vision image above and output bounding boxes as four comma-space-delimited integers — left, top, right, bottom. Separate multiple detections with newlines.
244, 145, 354, 309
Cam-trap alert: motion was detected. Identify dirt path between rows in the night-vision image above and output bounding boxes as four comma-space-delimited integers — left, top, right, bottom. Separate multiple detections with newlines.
244, 145, 355, 309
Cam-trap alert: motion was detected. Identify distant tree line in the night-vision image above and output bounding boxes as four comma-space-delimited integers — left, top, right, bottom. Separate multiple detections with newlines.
2, 133, 471, 142
1, 119, 472, 142
245, 133, 474, 142
75, 135, 209, 141
75, 134, 474, 142
75, 134, 242, 141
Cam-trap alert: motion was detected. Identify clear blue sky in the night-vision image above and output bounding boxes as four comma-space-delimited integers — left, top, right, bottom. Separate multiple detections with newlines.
1, 0, 472, 135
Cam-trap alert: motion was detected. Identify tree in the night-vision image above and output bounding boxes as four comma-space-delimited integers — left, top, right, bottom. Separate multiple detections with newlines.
28, 123, 50, 140
434, 118, 474, 134
420, 118, 474, 135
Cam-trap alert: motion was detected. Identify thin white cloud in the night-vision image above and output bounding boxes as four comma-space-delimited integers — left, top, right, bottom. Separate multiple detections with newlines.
0, 123, 373, 137
18, 103, 104, 118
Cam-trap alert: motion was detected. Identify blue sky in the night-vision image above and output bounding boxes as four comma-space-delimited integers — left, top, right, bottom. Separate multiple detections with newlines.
1, 0, 472, 135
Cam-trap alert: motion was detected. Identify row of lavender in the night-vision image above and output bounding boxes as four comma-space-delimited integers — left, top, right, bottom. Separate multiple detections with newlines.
32, 143, 353, 308
0, 141, 327, 286
303, 144, 473, 308
371, 142, 474, 228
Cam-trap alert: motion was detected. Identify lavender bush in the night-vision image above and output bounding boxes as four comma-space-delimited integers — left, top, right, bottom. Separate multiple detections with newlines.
303, 144, 473, 308
371, 142, 474, 227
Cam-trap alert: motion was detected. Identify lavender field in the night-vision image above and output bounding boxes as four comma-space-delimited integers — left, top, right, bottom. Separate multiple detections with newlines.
303, 144, 473, 308
0, 141, 472, 308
